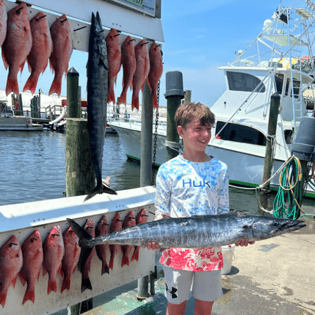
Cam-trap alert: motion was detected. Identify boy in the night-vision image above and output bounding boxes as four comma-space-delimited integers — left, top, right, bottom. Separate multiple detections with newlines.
145, 102, 254, 315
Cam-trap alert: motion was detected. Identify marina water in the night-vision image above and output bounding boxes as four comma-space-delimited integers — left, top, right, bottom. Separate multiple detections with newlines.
1, 130, 315, 215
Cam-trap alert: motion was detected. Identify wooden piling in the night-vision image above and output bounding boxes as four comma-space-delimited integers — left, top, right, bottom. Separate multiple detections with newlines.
66, 69, 95, 315
259, 93, 280, 215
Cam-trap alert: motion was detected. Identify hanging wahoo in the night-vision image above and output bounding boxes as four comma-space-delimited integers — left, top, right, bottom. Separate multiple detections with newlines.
85, 12, 117, 202
132, 39, 150, 111
118, 36, 136, 106
148, 42, 163, 109
2, 3, 32, 96
105, 28, 121, 105
23, 12, 53, 94
49, 14, 72, 96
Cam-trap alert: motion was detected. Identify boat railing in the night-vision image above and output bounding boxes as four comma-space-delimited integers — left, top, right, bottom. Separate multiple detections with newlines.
107, 112, 167, 132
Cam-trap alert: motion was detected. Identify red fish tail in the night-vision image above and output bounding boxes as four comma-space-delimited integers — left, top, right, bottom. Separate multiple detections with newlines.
49, 78, 61, 96
0, 293, 7, 307
101, 261, 110, 275
131, 246, 139, 262
118, 91, 127, 106
22, 288, 35, 305
109, 255, 115, 270
47, 279, 57, 295
121, 255, 130, 267
23, 74, 39, 94
153, 95, 158, 109
61, 275, 70, 293
19, 272, 26, 286
107, 88, 115, 105
6, 76, 19, 96
81, 277, 92, 293
132, 94, 139, 111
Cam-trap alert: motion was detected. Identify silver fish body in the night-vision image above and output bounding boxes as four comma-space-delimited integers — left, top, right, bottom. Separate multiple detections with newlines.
67, 212, 306, 249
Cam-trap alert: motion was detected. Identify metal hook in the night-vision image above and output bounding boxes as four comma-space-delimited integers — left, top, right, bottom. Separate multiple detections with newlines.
140, 41, 149, 47
36, 15, 46, 21
61, 18, 68, 23
74, 26, 87, 32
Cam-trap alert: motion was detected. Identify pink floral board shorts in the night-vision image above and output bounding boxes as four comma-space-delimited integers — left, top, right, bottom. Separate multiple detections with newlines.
163, 266, 223, 304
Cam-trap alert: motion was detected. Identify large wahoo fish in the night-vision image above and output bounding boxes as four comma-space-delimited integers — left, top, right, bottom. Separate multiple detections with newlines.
67, 212, 306, 249
85, 12, 117, 201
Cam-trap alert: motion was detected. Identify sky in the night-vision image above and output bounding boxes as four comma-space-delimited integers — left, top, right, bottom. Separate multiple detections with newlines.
0, 0, 303, 108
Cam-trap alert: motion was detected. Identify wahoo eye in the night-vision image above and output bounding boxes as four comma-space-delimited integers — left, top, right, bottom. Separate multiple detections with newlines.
273, 222, 279, 227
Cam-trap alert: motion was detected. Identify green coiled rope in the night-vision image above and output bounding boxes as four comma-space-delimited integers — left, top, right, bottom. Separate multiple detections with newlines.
273, 156, 303, 220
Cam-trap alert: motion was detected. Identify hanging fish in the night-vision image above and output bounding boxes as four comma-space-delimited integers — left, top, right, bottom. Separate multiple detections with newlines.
23, 12, 53, 94
131, 208, 148, 262
80, 219, 95, 292
0, 0, 7, 48
85, 12, 117, 202
95, 215, 110, 275
49, 14, 72, 96
0, 235, 23, 308
19, 230, 43, 305
147, 42, 163, 109
121, 211, 136, 267
43, 226, 64, 295
61, 226, 80, 293
118, 36, 136, 106
108, 212, 122, 270
2, 3, 32, 96
105, 28, 121, 104
132, 39, 150, 110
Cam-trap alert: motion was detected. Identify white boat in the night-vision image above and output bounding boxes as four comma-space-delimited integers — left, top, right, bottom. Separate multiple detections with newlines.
109, 2, 315, 196
0, 116, 43, 131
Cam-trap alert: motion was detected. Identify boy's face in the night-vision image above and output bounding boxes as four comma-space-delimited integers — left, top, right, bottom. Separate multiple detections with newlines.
177, 118, 213, 153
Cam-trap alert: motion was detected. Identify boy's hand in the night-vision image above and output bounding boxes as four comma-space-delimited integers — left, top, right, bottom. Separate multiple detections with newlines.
236, 239, 255, 246
142, 241, 160, 250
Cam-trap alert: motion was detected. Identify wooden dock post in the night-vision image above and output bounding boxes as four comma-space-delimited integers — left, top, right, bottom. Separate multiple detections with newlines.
65, 68, 95, 315
137, 80, 153, 300
259, 92, 280, 215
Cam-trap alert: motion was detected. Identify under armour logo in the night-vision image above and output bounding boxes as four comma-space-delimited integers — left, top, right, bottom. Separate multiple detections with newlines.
166, 283, 178, 299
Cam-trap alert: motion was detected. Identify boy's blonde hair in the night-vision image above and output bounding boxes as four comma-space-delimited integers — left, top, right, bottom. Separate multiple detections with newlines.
174, 102, 215, 128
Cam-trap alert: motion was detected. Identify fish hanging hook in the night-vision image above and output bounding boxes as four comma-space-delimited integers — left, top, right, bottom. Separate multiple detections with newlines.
61, 18, 68, 23
140, 41, 149, 46
36, 15, 46, 21
16, 7, 24, 14
74, 26, 87, 32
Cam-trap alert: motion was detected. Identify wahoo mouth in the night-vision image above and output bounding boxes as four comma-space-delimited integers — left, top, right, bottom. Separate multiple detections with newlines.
278, 220, 306, 233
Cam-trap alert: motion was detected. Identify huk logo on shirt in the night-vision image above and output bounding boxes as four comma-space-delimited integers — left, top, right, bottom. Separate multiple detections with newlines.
182, 178, 211, 188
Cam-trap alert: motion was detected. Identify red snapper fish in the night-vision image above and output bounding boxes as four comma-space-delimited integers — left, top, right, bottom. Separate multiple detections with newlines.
105, 28, 121, 104
23, 12, 53, 94
148, 42, 163, 109
131, 208, 148, 262
0, 235, 23, 307
2, 3, 32, 96
109, 212, 122, 270
19, 230, 43, 305
118, 36, 136, 106
132, 39, 150, 110
61, 227, 80, 293
49, 14, 72, 96
43, 226, 64, 295
0, 0, 7, 47
81, 219, 95, 292
121, 211, 136, 267
95, 215, 109, 275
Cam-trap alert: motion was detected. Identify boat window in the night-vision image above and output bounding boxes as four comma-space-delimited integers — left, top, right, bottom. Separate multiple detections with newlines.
275, 74, 284, 94
226, 71, 265, 93
285, 78, 290, 96
291, 79, 300, 99
215, 121, 266, 146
